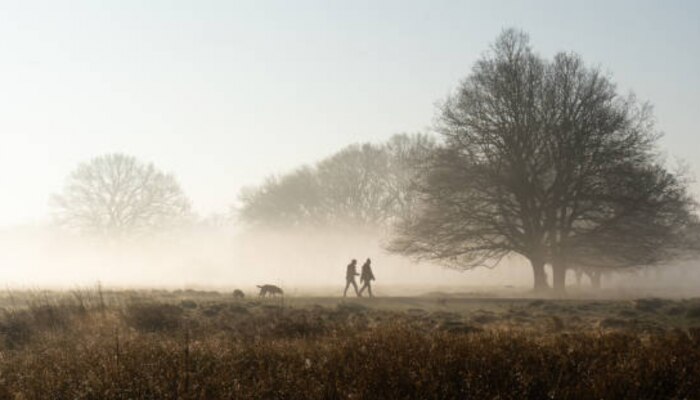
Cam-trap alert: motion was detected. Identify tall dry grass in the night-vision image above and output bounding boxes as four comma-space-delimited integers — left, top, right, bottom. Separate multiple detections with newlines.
0, 291, 697, 399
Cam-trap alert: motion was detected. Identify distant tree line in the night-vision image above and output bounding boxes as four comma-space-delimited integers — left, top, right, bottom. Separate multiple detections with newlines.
49, 29, 698, 293
237, 133, 435, 230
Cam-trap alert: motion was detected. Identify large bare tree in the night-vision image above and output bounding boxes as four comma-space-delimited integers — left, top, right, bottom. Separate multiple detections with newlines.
52, 153, 192, 237
389, 29, 695, 292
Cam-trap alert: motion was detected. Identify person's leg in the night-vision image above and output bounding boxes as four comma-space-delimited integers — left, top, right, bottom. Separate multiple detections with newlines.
359, 282, 366, 296
352, 280, 359, 296
344, 280, 351, 297
367, 282, 373, 297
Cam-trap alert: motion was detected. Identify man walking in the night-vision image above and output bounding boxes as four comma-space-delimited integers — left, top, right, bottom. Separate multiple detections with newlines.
359, 258, 375, 297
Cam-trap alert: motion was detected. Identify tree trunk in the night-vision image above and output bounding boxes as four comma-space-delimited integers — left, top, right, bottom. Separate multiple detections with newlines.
531, 259, 549, 291
552, 262, 567, 294
590, 271, 602, 289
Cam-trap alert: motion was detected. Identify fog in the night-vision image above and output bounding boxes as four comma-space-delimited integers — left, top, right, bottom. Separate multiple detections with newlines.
0, 224, 533, 293
1, 224, 698, 297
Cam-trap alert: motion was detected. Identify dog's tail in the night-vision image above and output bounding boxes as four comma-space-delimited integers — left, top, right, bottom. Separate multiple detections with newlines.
256, 285, 263, 288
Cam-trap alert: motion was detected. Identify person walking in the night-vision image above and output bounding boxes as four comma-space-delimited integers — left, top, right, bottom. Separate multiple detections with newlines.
344, 259, 360, 297
358, 258, 375, 298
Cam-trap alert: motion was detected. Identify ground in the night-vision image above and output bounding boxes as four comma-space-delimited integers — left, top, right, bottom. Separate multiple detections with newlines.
0, 288, 698, 398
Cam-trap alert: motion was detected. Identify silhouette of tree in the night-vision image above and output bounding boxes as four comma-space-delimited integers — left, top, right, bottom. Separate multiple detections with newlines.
389, 29, 695, 292
238, 166, 323, 228
238, 133, 435, 230
315, 143, 392, 226
383, 134, 437, 225
52, 153, 191, 237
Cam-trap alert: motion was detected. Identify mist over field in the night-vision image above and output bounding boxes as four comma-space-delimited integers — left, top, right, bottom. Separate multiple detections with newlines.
0, 224, 515, 290
1, 223, 698, 297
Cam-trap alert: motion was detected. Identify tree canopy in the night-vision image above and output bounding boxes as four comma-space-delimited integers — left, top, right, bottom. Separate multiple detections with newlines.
52, 153, 192, 237
389, 29, 696, 292
237, 133, 435, 230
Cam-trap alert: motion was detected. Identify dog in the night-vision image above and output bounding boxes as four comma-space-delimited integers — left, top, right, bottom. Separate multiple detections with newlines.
257, 284, 284, 297
232, 289, 245, 299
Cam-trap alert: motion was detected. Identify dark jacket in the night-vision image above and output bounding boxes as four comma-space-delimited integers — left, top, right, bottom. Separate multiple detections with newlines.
360, 262, 375, 282
346, 262, 359, 280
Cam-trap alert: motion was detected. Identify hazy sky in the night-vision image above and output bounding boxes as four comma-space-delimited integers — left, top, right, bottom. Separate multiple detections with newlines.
1, 0, 698, 226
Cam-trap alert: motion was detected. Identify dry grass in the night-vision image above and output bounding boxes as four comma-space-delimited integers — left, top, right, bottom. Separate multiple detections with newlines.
0, 290, 699, 399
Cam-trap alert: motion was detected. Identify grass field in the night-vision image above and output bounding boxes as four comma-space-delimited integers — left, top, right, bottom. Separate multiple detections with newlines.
0, 288, 699, 399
